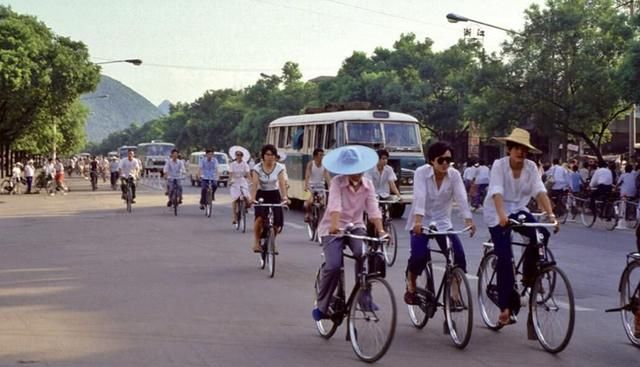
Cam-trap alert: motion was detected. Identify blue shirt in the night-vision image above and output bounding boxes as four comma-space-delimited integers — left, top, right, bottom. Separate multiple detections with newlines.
569, 171, 582, 193
199, 157, 218, 180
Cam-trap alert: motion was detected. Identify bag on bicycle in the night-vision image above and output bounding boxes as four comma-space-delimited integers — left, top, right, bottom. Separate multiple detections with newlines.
368, 252, 386, 278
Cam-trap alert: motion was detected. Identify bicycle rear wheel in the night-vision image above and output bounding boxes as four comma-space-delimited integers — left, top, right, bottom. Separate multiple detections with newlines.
580, 200, 596, 228
530, 265, 575, 353
619, 261, 640, 347
313, 263, 340, 339
445, 267, 473, 348
407, 268, 431, 329
173, 192, 178, 216
477, 251, 502, 330
267, 228, 276, 278
241, 201, 247, 233
606, 201, 620, 231
307, 205, 318, 241
348, 277, 396, 363
383, 222, 398, 267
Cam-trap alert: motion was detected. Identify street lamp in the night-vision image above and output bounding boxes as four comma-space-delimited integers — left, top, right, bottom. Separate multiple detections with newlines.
96, 59, 142, 66
446, 13, 522, 35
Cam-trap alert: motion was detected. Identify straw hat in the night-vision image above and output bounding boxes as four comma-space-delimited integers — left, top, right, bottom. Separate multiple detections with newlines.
322, 145, 378, 175
228, 145, 250, 163
493, 128, 541, 154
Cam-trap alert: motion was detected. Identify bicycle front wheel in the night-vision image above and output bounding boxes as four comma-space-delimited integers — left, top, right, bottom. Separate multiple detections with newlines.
580, 200, 596, 228
445, 267, 473, 348
307, 205, 318, 241
383, 222, 398, 267
126, 187, 132, 213
267, 228, 276, 278
619, 261, 640, 347
348, 277, 396, 363
206, 190, 212, 218
477, 251, 502, 330
530, 265, 575, 353
606, 201, 620, 231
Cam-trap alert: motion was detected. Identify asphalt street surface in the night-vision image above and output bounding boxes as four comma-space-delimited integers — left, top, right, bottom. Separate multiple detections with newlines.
0, 176, 637, 366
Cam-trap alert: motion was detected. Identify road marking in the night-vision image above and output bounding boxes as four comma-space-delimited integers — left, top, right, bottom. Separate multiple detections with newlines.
285, 222, 305, 229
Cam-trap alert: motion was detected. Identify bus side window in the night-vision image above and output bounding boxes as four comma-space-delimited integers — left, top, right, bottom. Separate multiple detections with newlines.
293, 127, 304, 150
336, 122, 345, 146
278, 127, 287, 148
325, 124, 335, 149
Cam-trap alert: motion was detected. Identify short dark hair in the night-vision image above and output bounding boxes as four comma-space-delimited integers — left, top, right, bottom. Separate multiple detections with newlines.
261, 144, 277, 159
128, 149, 134, 153
478, 159, 486, 166
377, 149, 389, 159
625, 164, 633, 173
552, 158, 560, 165
171, 149, 179, 154
427, 141, 453, 163
313, 148, 324, 157
205, 149, 213, 154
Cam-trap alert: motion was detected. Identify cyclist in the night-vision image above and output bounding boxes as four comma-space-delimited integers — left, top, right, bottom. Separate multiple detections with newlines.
403, 141, 476, 305
229, 145, 251, 225
617, 164, 637, 200
312, 145, 386, 321
89, 156, 99, 190
471, 160, 490, 210
118, 149, 140, 203
483, 128, 557, 327
303, 148, 331, 223
163, 149, 186, 207
109, 157, 120, 189
365, 149, 402, 200
249, 144, 289, 253
54, 158, 67, 193
198, 149, 218, 210
589, 160, 613, 214
545, 158, 571, 217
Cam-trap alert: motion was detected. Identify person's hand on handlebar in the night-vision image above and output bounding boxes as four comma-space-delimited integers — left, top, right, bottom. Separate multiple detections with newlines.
464, 218, 476, 237
548, 213, 560, 234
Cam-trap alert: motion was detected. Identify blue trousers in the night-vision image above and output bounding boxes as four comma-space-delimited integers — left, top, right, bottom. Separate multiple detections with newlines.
407, 231, 467, 275
488, 211, 550, 311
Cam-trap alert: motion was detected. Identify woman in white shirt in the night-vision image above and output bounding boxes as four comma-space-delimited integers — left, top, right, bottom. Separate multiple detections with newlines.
484, 128, 557, 327
404, 142, 476, 305
229, 145, 251, 225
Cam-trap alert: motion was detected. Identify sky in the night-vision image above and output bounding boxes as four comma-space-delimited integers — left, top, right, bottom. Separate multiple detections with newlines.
2, 0, 544, 106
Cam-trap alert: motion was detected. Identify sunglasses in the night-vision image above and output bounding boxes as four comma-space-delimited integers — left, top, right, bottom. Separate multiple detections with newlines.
436, 156, 452, 165
235, 153, 243, 156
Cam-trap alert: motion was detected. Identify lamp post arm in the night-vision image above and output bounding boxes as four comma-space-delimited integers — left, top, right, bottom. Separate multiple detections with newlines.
464, 17, 521, 35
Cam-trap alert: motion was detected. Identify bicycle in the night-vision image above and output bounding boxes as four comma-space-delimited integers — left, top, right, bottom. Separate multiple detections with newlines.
306, 184, 327, 242
203, 180, 215, 218
168, 178, 183, 216
233, 187, 249, 233
580, 189, 619, 230
253, 199, 287, 278
122, 176, 135, 213
612, 196, 640, 230
313, 226, 396, 363
378, 195, 400, 267
406, 225, 474, 348
606, 252, 640, 347
477, 214, 574, 353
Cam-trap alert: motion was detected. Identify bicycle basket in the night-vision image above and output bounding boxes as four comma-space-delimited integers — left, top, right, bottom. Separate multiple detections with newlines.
368, 252, 386, 278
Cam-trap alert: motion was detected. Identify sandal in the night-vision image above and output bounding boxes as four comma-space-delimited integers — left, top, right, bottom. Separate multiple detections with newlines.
404, 290, 419, 305
496, 312, 517, 329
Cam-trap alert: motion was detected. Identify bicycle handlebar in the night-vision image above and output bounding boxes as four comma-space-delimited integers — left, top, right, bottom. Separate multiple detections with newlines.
508, 218, 558, 228
331, 227, 389, 242
422, 226, 473, 236
252, 201, 289, 208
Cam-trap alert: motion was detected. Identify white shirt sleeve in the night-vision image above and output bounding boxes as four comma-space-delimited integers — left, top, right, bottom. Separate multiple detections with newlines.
451, 170, 472, 219
412, 167, 427, 217
487, 159, 505, 198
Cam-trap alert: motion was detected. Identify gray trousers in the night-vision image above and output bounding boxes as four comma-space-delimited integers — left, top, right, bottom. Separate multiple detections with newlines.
316, 227, 366, 314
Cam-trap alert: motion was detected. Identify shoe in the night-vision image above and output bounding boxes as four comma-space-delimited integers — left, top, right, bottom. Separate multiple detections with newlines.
496, 312, 517, 329
179, 199, 183, 204
312, 308, 330, 321
167, 201, 171, 207
232, 220, 237, 225
273, 246, 279, 255
404, 290, 419, 305
200, 205, 204, 210
252, 243, 261, 253
131, 199, 136, 204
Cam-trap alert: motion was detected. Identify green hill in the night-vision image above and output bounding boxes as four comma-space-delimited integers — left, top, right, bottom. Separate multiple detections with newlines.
81, 75, 163, 142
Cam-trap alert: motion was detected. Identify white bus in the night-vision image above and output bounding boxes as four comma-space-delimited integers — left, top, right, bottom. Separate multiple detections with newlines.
187, 151, 230, 187
118, 145, 137, 159
137, 141, 175, 177
266, 110, 425, 217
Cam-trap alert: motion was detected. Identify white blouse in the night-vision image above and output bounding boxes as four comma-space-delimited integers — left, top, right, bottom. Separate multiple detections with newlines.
405, 165, 472, 231
483, 157, 546, 227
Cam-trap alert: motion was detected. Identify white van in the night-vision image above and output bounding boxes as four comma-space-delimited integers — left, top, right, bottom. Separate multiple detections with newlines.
188, 152, 230, 187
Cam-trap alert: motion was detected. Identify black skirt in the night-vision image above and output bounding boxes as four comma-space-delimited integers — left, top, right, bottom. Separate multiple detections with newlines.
254, 189, 284, 228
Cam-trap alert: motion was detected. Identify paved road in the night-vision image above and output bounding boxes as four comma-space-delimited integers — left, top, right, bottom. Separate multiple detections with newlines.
0, 177, 637, 366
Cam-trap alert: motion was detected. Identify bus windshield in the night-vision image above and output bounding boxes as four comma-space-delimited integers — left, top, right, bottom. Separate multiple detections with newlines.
383, 123, 419, 150
142, 144, 173, 156
345, 122, 383, 145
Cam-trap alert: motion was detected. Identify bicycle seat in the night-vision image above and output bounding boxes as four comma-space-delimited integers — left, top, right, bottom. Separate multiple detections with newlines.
628, 252, 640, 261
482, 241, 494, 250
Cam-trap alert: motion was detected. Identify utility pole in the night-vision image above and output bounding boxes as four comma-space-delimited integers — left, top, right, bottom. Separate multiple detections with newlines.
629, 1, 637, 162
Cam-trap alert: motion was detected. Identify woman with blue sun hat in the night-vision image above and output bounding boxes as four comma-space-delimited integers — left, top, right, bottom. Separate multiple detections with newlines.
313, 145, 387, 321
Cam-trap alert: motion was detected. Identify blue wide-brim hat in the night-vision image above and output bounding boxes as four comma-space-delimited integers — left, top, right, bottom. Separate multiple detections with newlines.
322, 145, 378, 175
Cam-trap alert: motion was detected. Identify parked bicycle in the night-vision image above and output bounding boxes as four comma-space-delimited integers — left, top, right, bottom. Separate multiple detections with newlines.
406, 225, 473, 348
606, 252, 640, 347
378, 195, 399, 267
477, 214, 574, 353
253, 199, 287, 278
306, 184, 328, 242
313, 226, 396, 363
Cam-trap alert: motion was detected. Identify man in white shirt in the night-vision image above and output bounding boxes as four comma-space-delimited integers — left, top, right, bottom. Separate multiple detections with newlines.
545, 159, 571, 217
462, 162, 477, 193
364, 149, 402, 199
24, 160, 35, 194
471, 160, 490, 209
589, 160, 613, 213
119, 149, 141, 203
303, 148, 331, 223
163, 149, 186, 207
